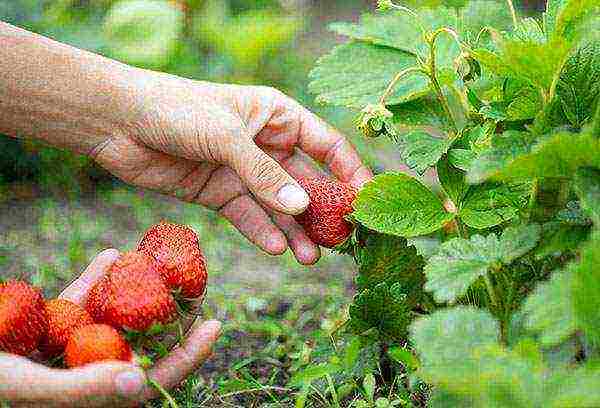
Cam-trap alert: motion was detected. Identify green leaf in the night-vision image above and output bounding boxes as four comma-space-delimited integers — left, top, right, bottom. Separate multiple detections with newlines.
555, 41, 600, 128
535, 222, 591, 259
389, 96, 450, 130
343, 337, 362, 371
552, 0, 600, 43
387, 346, 418, 370
472, 38, 570, 92
447, 149, 476, 172
458, 182, 530, 229
548, 367, 600, 407
506, 89, 543, 121
573, 167, 600, 225
398, 131, 452, 175
289, 363, 342, 387
424, 234, 497, 303
523, 270, 577, 347
571, 232, 600, 346
410, 307, 499, 367
412, 308, 547, 407
467, 130, 534, 183
424, 225, 541, 303
496, 224, 543, 263
308, 42, 427, 109
352, 172, 455, 238
355, 232, 425, 306
348, 282, 412, 340
437, 156, 470, 206
494, 130, 600, 181
329, 7, 457, 55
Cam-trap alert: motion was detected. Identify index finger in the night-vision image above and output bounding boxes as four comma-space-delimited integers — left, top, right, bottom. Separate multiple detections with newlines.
293, 102, 373, 188
59, 249, 120, 306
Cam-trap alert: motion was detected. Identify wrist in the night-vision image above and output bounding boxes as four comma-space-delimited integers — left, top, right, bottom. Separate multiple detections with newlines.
0, 22, 146, 157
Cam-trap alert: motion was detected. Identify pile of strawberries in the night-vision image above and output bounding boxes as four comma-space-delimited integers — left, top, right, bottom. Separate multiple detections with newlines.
0, 222, 207, 368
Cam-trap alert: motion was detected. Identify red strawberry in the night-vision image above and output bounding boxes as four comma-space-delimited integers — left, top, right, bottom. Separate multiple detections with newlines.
294, 178, 357, 248
39, 298, 94, 356
138, 222, 208, 298
0, 281, 48, 356
86, 275, 110, 323
65, 324, 132, 368
101, 252, 177, 332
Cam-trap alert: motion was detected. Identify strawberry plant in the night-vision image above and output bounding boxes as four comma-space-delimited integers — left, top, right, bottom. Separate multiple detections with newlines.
299, 0, 600, 405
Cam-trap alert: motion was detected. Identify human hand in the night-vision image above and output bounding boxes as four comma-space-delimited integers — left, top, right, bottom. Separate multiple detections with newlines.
0, 249, 221, 408
91, 75, 372, 264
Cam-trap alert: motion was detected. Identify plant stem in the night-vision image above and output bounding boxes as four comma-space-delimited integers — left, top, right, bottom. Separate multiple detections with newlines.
506, 0, 519, 29
379, 67, 426, 105
148, 379, 179, 408
428, 29, 459, 133
484, 273, 499, 309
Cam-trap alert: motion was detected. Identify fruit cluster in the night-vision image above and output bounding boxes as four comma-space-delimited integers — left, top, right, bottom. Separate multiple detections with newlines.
0, 222, 207, 368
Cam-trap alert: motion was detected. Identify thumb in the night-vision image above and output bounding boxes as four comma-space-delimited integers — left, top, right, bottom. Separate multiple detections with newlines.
232, 142, 309, 215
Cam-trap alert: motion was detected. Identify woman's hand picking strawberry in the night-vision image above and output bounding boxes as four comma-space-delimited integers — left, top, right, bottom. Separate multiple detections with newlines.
0, 249, 221, 408
0, 22, 372, 264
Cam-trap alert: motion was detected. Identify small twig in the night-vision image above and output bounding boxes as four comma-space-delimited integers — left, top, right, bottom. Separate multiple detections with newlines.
428, 29, 460, 133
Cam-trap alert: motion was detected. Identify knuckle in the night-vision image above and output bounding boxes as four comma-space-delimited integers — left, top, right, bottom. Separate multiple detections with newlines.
248, 154, 285, 192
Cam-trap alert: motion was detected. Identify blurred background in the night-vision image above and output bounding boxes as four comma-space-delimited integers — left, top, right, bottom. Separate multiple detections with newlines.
0, 0, 545, 404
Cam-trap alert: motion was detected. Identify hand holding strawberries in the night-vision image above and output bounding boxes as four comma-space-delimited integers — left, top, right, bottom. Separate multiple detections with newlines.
0, 248, 221, 408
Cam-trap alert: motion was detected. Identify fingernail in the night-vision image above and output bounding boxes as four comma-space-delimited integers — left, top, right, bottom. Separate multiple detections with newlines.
277, 184, 309, 213
116, 371, 145, 397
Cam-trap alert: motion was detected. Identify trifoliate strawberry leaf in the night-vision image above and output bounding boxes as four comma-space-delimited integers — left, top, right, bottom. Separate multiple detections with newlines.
308, 42, 427, 109
522, 270, 577, 347
398, 130, 453, 175
424, 224, 540, 303
573, 167, 600, 225
348, 282, 412, 341
355, 232, 425, 306
352, 172, 455, 238
458, 181, 530, 229
555, 41, 600, 129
